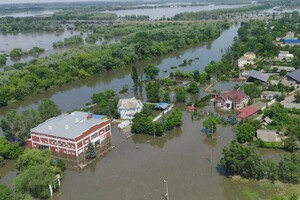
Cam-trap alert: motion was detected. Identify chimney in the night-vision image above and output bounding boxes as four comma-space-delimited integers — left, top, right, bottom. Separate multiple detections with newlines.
48, 125, 52, 130
87, 113, 93, 120
65, 125, 69, 130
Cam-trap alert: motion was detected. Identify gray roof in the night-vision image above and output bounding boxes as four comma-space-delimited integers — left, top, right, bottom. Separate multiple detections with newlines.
31, 111, 107, 139
257, 129, 282, 142
288, 69, 300, 83
261, 91, 281, 96
248, 70, 270, 82
117, 97, 142, 110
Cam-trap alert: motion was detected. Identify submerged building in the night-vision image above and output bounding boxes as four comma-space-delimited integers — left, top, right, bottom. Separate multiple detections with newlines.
27, 111, 111, 157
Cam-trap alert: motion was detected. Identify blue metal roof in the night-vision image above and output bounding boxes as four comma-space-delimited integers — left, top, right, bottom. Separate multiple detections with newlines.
92, 114, 107, 119
154, 103, 170, 110
284, 39, 300, 44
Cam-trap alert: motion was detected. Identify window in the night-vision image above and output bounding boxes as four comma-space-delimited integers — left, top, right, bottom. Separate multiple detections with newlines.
91, 132, 98, 140
105, 126, 110, 132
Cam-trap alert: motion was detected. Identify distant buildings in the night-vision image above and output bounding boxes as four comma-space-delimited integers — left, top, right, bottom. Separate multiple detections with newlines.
261, 91, 281, 100
27, 111, 111, 157
214, 91, 249, 110
117, 97, 143, 119
238, 52, 256, 70
278, 51, 294, 61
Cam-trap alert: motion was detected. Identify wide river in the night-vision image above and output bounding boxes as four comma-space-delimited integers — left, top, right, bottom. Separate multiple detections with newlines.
0, 4, 246, 67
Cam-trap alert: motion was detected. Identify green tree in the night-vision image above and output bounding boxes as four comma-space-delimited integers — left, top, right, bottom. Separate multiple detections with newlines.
193, 70, 200, 82
236, 123, 256, 143
145, 81, 160, 102
0, 184, 19, 200
144, 64, 160, 80
9, 48, 23, 57
203, 117, 218, 134
283, 136, 298, 152
16, 149, 51, 172
295, 93, 300, 103
131, 66, 139, 92
0, 54, 7, 65
86, 142, 96, 159
92, 89, 119, 118
0, 155, 4, 167
175, 86, 187, 102
14, 165, 59, 199
38, 99, 61, 122
187, 81, 199, 94
220, 142, 263, 179
278, 154, 300, 184
243, 83, 262, 99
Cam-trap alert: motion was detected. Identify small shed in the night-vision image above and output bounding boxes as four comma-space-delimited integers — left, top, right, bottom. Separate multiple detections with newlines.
154, 103, 170, 110
257, 129, 282, 142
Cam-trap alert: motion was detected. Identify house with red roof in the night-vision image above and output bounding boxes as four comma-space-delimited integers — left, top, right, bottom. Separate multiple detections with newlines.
214, 91, 249, 110
238, 106, 259, 119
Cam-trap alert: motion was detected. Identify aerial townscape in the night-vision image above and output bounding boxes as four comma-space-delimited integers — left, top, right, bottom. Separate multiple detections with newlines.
1, 0, 300, 199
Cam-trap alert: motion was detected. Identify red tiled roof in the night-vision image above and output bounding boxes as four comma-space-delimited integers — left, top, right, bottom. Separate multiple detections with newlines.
187, 104, 196, 111
215, 91, 248, 104
238, 106, 259, 119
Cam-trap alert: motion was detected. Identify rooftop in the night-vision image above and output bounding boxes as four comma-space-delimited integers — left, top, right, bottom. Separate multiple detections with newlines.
155, 102, 170, 110
248, 70, 270, 82
288, 69, 300, 83
215, 90, 248, 103
257, 129, 282, 142
118, 97, 142, 110
31, 111, 107, 139
238, 106, 259, 119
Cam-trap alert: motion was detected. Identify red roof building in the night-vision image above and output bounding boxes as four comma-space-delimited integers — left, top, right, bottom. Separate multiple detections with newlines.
187, 104, 196, 112
27, 111, 111, 157
238, 106, 259, 119
214, 91, 249, 110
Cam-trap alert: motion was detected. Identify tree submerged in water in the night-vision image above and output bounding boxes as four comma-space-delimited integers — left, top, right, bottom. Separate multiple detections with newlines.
86, 143, 96, 159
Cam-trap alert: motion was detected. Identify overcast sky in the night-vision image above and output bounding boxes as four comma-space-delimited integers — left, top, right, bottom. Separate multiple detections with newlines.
0, 0, 123, 4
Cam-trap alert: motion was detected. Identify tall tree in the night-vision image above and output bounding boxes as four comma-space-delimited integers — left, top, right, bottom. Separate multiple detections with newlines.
203, 117, 218, 134
38, 99, 61, 122
175, 87, 187, 102
131, 66, 139, 92
86, 142, 96, 159
144, 64, 160, 80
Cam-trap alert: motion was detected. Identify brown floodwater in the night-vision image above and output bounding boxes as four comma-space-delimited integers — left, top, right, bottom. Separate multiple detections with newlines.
0, 23, 292, 199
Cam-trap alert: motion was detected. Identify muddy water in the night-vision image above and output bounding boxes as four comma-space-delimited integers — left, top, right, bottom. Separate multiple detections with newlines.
0, 24, 241, 117
56, 111, 235, 200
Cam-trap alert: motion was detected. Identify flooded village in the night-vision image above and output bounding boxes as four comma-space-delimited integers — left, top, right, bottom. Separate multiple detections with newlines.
1, 1, 300, 200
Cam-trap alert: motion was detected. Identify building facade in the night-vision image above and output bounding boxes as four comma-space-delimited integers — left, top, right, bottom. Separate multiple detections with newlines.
214, 91, 249, 110
117, 97, 143, 119
27, 111, 111, 157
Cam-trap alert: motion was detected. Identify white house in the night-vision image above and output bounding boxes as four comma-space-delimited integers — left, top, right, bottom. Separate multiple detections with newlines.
278, 51, 294, 61
238, 52, 256, 69
117, 97, 143, 119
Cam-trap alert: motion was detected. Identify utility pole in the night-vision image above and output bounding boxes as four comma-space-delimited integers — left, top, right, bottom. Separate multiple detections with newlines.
153, 121, 155, 138
164, 180, 169, 200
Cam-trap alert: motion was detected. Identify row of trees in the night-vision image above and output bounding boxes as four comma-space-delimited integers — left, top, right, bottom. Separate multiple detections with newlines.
0, 17, 64, 33
0, 21, 230, 107
53, 35, 83, 48
131, 106, 182, 136
9, 46, 45, 58
0, 99, 61, 144
220, 141, 300, 184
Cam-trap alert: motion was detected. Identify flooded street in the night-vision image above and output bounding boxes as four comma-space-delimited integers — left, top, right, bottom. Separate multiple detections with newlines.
57, 111, 235, 200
